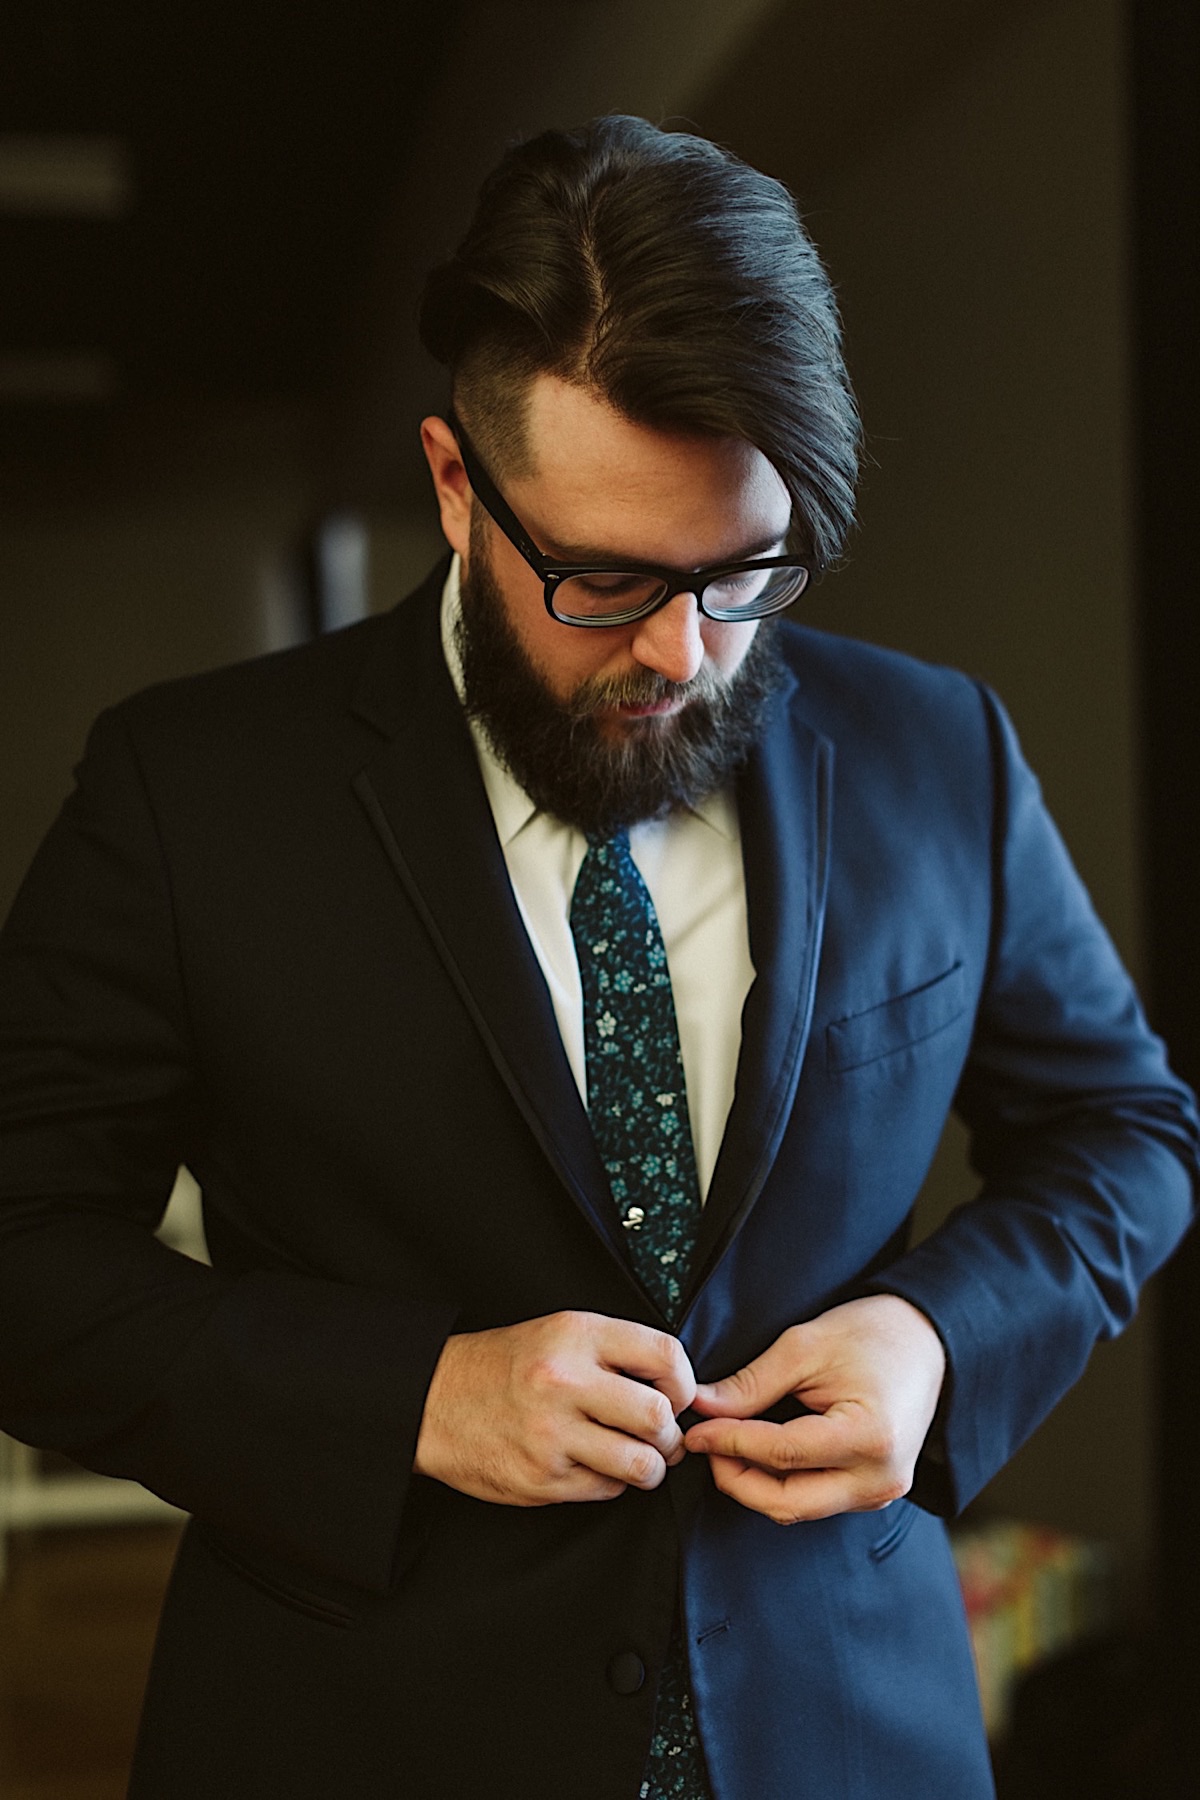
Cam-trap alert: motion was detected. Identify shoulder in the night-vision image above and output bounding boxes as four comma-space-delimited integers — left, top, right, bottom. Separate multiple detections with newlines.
766, 621, 1003, 811
773, 619, 986, 739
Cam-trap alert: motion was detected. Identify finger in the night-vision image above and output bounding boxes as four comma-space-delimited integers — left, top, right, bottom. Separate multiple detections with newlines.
571, 1421, 669, 1493
691, 1328, 811, 1418
596, 1318, 697, 1417
684, 1413, 851, 1471
705, 1455, 898, 1524
548, 1468, 629, 1506
586, 1370, 685, 1463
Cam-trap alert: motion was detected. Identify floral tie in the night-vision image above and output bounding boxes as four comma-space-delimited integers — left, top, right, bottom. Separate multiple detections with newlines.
569, 830, 712, 1800
569, 831, 701, 1315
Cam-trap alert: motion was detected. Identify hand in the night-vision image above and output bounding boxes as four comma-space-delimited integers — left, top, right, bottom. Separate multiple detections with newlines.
414, 1310, 697, 1506
683, 1295, 946, 1524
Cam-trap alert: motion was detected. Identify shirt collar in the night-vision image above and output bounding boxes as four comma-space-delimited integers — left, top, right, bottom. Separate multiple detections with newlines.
439, 553, 738, 849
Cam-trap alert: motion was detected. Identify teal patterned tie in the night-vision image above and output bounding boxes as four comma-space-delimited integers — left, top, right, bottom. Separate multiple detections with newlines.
569, 830, 712, 1800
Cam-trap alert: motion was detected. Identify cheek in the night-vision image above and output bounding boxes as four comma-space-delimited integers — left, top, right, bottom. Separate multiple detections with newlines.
509, 589, 612, 700
704, 621, 760, 680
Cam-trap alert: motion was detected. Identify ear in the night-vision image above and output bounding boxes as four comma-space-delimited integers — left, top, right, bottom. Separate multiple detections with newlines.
420, 415, 473, 560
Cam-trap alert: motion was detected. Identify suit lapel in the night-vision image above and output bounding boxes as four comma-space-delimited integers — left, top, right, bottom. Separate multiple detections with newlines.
350, 580, 631, 1273
684, 671, 833, 1305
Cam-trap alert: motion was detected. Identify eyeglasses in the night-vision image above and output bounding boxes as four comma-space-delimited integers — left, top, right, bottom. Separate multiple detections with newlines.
449, 413, 810, 629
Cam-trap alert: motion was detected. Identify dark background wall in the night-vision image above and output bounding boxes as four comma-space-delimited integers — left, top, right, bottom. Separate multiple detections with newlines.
1, 0, 1192, 1626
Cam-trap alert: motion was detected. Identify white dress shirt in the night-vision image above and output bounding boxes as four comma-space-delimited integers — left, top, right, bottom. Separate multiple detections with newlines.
441, 558, 755, 1201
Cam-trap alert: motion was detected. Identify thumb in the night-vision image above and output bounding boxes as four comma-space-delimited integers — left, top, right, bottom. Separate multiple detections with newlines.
692, 1328, 812, 1419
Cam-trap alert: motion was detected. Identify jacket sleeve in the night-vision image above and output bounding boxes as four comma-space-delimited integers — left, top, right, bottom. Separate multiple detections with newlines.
868, 683, 1198, 1515
0, 705, 458, 1592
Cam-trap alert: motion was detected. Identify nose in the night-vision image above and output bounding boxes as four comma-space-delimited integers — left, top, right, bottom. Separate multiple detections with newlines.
629, 592, 705, 686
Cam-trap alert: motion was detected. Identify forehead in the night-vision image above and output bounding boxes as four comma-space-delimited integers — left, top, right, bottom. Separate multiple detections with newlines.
507, 373, 791, 567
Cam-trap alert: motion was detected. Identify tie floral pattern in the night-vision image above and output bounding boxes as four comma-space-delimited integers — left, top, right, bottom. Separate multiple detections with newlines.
569, 830, 712, 1800
569, 831, 701, 1318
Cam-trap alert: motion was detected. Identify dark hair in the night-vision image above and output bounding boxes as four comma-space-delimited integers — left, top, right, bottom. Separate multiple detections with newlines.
419, 114, 859, 572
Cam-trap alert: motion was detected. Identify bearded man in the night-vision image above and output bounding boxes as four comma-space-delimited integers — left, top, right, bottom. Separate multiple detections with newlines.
0, 115, 1195, 1800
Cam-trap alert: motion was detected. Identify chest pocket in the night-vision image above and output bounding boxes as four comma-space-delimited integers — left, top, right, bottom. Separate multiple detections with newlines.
826, 962, 967, 1074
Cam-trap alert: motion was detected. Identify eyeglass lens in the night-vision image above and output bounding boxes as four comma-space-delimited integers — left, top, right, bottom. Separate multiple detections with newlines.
552, 563, 808, 624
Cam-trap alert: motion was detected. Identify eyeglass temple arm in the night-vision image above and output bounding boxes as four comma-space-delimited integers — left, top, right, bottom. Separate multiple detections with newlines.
447, 413, 549, 577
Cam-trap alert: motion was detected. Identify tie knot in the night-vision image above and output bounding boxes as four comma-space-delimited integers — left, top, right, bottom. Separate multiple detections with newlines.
585, 828, 631, 856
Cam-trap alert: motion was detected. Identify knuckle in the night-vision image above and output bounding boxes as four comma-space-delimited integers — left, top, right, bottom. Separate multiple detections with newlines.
512, 1460, 552, 1504
517, 1430, 558, 1482
545, 1309, 588, 1344
860, 1420, 899, 1468
764, 1492, 804, 1526
654, 1329, 689, 1381
541, 1309, 587, 1343
526, 1354, 573, 1397
853, 1472, 909, 1513
626, 1443, 662, 1488
644, 1391, 674, 1436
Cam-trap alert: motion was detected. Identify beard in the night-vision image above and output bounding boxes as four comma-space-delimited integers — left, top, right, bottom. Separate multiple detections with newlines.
455, 527, 784, 840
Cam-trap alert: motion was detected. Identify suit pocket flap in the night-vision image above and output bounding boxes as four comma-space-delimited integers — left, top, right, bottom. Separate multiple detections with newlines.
827, 962, 967, 1073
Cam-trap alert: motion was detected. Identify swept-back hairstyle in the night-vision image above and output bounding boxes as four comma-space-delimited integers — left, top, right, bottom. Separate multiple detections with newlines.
419, 114, 860, 572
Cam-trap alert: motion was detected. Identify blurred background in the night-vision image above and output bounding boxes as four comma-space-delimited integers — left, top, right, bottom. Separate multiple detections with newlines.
1, 1, 1196, 1794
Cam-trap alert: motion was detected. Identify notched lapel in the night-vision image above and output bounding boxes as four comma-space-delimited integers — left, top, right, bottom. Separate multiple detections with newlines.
349, 591, 631, 1274
685, 678, 833, 1304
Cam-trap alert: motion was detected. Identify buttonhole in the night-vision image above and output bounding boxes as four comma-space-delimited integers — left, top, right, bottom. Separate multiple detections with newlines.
696, 1618, 731, 1646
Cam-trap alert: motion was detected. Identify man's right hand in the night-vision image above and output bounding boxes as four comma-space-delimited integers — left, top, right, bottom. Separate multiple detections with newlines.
413, 1311, 696, 1506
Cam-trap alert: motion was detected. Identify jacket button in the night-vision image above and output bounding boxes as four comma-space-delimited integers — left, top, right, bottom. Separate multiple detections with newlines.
607, 1651, 646, 1695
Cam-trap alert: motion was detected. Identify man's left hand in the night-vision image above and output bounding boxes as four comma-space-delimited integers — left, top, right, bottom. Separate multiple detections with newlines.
682, 1295, 946, 1524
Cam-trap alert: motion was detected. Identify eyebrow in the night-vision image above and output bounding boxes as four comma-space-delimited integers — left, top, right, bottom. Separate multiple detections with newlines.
536, 528, 790, 567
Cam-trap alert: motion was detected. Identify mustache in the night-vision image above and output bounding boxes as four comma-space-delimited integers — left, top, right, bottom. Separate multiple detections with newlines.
567, 662, 731, 718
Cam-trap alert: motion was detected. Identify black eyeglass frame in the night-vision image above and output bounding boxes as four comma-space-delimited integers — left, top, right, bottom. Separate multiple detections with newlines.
448, 413, 810, 629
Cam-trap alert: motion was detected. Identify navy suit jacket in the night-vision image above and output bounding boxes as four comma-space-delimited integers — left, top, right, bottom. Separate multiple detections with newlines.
0, 565, 1195, 1798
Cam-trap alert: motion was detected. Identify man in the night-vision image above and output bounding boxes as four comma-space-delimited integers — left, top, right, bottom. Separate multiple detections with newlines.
0, 116, 1194, 1800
